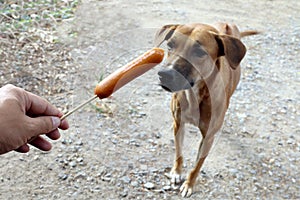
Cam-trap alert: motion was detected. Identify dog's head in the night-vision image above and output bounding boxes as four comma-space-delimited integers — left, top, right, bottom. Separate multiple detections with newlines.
155, 23, 246, 92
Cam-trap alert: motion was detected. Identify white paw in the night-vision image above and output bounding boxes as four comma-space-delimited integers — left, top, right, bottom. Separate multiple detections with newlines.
164, 169, 182, 184
171, 172, 182, 184
180, 181, 193, 198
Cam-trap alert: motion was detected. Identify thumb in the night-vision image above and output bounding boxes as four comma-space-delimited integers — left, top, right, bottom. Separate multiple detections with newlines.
28, 116, 61, 136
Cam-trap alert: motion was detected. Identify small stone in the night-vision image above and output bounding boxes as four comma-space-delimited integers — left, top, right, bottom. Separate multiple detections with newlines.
94, 186, 101, 191
97, 166, 107, 176
121, 176, 131, 184
138, 112, 147, 117
69, 161, 77, 167
58, 173, 68, 180
269, 158, 275, 164
33, 155, 39, 160
102, 176, 111, 182
147, 139, 154, 144
74, 172, 86, 179
144, 182, 155, 190
137, 132, 147, 139
139, 158, 146, 164
140, 164, 148, 171
131, 181, 139, 187
87, 176, 94, 182
119, 189, 128, 197
162, 185, 171, 191
150, 168, 158, 173
111, 139, 118, 144
274, 161, 281, 167
47, 164, 54, 171
287, 139, 295, 144
75, 140, 83, 145
155, 132, 162, 139
233, 187, 240, 194
268, 170, 273, 176
102, 173, 111, 182
172, 184, 180, 190
228, 169, 239, 177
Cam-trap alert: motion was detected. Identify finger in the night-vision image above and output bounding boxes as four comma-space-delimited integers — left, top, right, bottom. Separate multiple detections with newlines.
15, 144, 30, 153
27, 116, 61, 137
24, 91, 62, 117
46, 129, 61, 140
59, 119, 69, 130
29, 136, 52, 151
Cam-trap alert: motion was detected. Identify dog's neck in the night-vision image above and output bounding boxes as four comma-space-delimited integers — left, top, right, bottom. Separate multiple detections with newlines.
192, 59, 220, 101
205, 58, 221, 85
173, 60, 221, 126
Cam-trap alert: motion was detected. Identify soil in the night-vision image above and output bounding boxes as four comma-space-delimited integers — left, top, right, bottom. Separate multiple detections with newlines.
1, 0, 299, 199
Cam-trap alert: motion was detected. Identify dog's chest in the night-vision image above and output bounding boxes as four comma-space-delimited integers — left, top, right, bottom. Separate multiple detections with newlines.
175, 89, 203, 126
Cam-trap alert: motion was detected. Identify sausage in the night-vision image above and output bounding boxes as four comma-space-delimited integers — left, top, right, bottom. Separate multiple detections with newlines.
94, 48, 164, 99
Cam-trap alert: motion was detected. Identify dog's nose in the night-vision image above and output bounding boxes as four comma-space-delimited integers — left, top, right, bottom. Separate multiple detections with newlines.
158, 68, 177, 81
158, 68, 193, 92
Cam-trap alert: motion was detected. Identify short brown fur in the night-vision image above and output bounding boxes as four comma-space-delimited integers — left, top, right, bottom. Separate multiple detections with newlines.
155, 23, 259, 197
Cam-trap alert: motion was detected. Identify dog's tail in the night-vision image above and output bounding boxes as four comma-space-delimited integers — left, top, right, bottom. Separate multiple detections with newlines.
240, 30, 260, 37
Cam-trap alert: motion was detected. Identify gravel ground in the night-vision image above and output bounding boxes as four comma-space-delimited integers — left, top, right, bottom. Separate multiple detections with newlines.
1, 0, 299, 199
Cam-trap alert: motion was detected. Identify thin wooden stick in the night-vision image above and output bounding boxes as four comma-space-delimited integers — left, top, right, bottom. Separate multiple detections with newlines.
60, 95, 98, 120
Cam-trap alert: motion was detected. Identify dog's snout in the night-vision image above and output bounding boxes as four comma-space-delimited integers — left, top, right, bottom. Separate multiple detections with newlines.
158, 68, 193, 92
158, 68, 177, 81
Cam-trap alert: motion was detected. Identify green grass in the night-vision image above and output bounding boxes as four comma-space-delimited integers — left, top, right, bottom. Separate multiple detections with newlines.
0, 0, 79, 33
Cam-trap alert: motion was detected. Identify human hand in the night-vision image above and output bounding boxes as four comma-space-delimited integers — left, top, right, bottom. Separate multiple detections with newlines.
0, 84, 69, 154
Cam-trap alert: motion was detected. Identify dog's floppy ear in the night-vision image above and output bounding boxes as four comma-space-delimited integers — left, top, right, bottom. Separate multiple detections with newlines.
154, 24, 179, 47
215, 35, 246, 69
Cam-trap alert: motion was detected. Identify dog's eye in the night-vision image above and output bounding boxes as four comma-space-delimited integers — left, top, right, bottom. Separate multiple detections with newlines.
167, 40, 176, 50
193, 46, 207, 57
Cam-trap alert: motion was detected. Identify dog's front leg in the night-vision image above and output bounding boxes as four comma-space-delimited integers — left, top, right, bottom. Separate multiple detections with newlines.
169, 121, 185, 185
180, 134, 215, 197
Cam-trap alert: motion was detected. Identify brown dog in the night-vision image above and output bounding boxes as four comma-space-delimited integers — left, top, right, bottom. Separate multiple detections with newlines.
155, 23, 258, 197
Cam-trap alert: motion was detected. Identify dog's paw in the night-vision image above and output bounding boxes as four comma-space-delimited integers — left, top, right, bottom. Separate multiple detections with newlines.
171, 172, 182, 184
170, 169, 182, 184
164, 169, 182, 184
180, 181, 193, 198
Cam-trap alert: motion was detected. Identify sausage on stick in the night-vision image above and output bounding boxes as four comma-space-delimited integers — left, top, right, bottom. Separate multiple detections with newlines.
60, 48, 164, 120
94, 47, 164, 98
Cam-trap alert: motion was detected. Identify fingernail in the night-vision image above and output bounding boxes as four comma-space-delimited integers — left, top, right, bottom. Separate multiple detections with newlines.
51, 117, 61, 128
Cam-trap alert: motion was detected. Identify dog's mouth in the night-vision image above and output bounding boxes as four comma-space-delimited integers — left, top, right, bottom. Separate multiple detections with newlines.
159, 84, 172, 92
159, 80, 193, 92
158, 69, 194, 92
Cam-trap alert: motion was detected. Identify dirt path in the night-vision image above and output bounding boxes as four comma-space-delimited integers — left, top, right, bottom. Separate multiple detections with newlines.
1, 0, 299, 199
